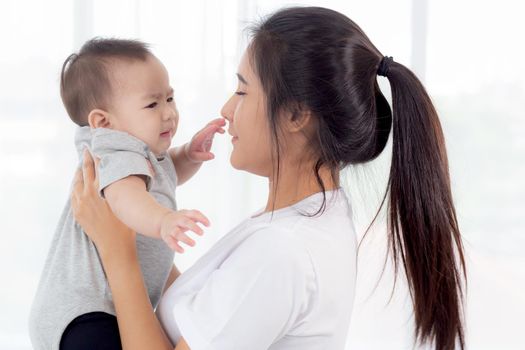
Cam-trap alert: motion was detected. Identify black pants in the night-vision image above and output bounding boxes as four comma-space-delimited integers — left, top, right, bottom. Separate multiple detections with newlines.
59, 312, 122, 350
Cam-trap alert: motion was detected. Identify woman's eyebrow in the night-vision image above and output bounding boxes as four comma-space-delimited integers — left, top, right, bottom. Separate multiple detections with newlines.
236, 73, 248, 85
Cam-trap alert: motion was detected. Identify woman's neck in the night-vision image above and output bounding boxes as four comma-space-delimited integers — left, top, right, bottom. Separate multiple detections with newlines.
265, 163, 339, 212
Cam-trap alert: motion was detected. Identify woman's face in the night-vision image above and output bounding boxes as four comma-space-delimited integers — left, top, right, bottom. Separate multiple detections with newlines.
221, 50, 273, 177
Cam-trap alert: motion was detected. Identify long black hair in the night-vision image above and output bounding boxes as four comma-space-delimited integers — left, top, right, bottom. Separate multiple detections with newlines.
249, 7, 466, 350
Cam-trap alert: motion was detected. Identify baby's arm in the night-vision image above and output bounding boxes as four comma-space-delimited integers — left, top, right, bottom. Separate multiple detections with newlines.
169, 118, 225, 186
103, 175, 170, 238
104, 176, 209, 253
169, 144, 203, 187
103, 176, 210, 252
89, 127, 209, 250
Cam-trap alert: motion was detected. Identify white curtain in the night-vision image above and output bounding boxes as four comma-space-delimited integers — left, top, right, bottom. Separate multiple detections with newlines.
0, 0, 522, 349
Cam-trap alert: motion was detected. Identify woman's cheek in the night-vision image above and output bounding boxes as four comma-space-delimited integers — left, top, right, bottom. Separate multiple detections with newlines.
233, 104, 243, 126
229, 143, 244, 170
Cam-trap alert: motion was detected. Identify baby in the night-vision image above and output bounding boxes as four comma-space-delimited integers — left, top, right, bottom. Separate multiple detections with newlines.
28, 38, 225, 350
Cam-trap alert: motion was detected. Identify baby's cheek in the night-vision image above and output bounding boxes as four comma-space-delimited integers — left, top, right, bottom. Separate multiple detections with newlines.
174, 113, 180, 129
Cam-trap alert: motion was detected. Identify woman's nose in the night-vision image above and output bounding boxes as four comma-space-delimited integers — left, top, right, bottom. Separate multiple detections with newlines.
220, 95, 235, 122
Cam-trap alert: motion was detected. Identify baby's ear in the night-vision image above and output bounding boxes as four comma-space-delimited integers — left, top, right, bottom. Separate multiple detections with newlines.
88, 109, 112, 129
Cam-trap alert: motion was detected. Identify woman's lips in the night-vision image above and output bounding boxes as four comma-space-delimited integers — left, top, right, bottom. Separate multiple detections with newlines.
231, 136, 238, 143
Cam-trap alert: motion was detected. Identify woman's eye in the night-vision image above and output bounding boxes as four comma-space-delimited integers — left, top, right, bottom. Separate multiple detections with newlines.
235, 91, 246, 96
146, 102, 158, 109
167, 96, 174, 103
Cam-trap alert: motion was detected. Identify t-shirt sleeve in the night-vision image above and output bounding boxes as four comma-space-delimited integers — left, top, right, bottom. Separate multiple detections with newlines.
171, 228, 317, 350
90, 128, 153, 197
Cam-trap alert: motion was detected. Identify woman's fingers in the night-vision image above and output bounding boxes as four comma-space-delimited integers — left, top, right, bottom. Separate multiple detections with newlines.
80, 148, 101, 195
71, 168, 84, 210
71, 167, 88, 230
93, 155, 101, 189
82, 149, 96, 193
72, 168, 83, 196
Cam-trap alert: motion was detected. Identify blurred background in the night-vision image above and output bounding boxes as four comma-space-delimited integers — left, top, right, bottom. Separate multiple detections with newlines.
0, 0, 523, 349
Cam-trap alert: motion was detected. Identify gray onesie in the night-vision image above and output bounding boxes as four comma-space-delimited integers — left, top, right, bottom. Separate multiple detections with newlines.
29, 127, 177, 350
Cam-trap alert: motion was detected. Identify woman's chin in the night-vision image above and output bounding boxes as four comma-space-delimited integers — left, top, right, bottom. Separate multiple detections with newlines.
229, 154, 243, 170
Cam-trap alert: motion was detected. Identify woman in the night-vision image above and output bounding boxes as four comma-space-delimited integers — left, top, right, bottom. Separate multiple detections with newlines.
72, 6, 466, 350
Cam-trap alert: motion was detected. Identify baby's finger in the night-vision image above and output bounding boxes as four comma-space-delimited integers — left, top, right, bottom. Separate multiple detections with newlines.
180, 218, 204, 236
189, 129, 212, 152
197, 125, 218, 142
207, 118, 226, 127
176, 233, 196, 247
181, 209, 211, 227
174, 243, 185, 254
200, 135, 214, 152
189, 152, 214, 162
165, 235, 185, 253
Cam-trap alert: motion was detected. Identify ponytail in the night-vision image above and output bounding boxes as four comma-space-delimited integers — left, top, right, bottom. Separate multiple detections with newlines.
381, 59, 467, 350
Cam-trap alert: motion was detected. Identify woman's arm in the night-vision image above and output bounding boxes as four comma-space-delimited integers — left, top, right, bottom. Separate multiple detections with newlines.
72, 149, 187, 350
102, 242, 174, 350
174, 338, 190, 350
162, 264, 181, 295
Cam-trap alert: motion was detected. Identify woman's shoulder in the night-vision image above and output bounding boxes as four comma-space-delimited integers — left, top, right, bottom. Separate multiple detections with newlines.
244, 193, 355, 252
239, 224, 313, 265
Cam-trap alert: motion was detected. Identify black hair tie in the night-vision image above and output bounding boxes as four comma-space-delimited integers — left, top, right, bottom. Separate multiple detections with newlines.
377, 56, 394, 77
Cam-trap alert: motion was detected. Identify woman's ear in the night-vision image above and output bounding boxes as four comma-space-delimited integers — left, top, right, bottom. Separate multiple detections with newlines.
286, 107, 314, 133
87, 109, 112, 129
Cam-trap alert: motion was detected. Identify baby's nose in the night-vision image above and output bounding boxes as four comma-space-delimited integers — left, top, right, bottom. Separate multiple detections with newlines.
165, 107, 178, 121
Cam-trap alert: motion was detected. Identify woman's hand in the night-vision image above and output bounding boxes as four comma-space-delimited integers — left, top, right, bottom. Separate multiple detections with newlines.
71, 148, 136, 260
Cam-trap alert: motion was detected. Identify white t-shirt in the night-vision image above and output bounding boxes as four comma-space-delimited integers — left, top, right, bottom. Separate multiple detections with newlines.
157, 188, 357, 350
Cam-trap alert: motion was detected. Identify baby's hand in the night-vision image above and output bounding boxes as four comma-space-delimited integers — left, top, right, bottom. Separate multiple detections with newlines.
160, 209, 210, 253
185, 118, 226, 163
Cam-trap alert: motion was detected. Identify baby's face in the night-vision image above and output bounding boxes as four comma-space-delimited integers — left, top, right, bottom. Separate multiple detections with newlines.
108, 55, 179, 156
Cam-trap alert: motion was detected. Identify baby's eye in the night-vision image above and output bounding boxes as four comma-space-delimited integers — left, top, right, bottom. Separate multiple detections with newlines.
146, 102, 158, 109
167, 96, 174, 103
235, 91, 246, 96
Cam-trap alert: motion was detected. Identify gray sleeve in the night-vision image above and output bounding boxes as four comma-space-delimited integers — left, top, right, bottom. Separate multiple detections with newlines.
90, 128, 153, 197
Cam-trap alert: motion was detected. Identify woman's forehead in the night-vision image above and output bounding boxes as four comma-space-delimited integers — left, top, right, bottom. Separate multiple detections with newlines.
238, 51, 253, 79
237, 50, 262, 89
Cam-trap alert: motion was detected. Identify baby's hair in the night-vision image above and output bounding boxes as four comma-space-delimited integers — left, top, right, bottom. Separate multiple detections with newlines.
60, 37, 152, 126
